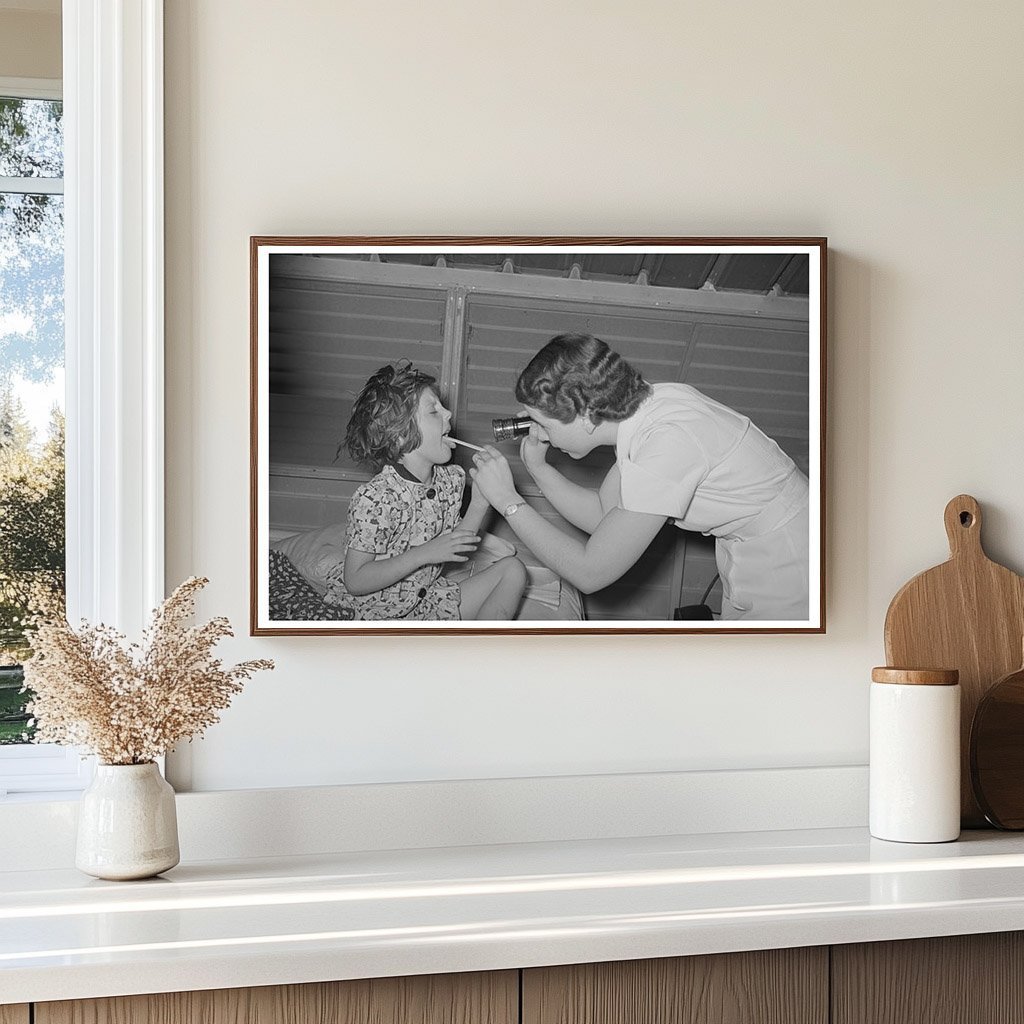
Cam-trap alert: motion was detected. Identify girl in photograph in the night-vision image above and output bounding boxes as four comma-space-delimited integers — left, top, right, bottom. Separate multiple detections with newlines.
328, 363, 527, 621
469, 333, 810, 621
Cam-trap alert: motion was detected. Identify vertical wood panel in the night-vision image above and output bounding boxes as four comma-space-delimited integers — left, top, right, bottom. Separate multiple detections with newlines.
832, 933, 1024, 1024
0, 1006, 29, 1024
523, 949, 827, 1024
36, 971, 517, 1024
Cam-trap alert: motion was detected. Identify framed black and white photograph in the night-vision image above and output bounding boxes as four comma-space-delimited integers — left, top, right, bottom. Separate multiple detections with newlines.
251, 237, 825, 635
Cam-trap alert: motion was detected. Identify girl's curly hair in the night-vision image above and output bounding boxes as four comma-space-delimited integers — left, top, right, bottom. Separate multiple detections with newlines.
343, 362, 437, 470
514, 333, 651, 424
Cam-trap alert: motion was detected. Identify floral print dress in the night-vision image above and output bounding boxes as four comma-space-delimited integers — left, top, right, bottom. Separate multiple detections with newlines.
324, 463, 465, 620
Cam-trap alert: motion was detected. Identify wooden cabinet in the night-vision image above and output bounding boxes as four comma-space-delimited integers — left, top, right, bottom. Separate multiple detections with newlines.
522, 948, 828, 1024
35, 971, 517, 1024
832, 932, 1024, 1024
17, 933, 1024, 1024
521, 935, 1024, 1024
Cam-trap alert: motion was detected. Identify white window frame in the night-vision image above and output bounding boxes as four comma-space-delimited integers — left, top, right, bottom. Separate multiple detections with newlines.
0, 75, 74, 796
0, 0, 164, 799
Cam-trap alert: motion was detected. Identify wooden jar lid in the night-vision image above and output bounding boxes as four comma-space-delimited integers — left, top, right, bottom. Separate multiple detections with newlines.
871, 667, 959, 686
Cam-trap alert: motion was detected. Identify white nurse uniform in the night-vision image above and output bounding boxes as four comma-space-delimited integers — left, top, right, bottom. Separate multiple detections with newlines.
615, 383, 810, 621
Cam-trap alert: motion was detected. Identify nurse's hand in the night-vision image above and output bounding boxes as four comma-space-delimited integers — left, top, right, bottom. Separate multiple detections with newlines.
520, 425, 550, 477
469, 446, 520, 510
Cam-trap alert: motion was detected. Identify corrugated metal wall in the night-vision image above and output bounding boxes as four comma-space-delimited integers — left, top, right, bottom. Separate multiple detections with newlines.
270, 278, 447, 472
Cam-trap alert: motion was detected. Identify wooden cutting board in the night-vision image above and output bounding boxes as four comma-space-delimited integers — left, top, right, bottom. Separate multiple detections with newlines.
884, 494, 1024, 827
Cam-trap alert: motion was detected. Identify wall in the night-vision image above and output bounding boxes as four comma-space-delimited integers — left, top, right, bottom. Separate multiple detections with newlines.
163, 1, 1024, 791
0, 8, 60, 81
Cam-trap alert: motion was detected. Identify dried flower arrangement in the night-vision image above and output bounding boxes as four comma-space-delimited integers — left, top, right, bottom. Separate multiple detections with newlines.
22, 577, 273, 765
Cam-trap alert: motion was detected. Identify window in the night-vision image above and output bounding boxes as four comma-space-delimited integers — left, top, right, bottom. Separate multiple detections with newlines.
0, 0, 166, 800
0, 81, 70, 790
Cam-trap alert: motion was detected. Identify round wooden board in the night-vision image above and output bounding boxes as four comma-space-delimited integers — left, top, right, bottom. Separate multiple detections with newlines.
971, 663, 1024, 829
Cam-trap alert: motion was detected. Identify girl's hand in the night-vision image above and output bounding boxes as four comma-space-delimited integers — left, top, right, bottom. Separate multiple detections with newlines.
469, 446, 519, 509
520, 425, 550, 477
416, 528, 480, 566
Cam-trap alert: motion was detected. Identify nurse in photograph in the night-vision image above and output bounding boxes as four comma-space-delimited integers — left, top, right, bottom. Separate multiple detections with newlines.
469, 333, 810, 621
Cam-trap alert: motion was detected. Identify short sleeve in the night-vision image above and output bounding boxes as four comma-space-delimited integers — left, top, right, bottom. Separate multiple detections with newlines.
618, 424, 708, 520
439, 464, 466, 526
346, 481, 403, 554
447, 463, 466, 492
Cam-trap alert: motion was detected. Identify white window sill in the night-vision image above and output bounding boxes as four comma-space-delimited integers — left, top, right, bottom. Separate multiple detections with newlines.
0, 789, 86, 804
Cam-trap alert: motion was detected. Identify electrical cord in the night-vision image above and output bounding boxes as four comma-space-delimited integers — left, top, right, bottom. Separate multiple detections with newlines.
700, 572, 721, 607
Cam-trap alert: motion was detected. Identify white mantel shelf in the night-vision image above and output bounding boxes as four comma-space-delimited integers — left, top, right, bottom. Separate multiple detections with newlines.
5, 826, 1024, 1005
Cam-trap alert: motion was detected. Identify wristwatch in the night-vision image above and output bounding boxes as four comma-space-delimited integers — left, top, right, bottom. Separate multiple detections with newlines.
503, 500, 526, 517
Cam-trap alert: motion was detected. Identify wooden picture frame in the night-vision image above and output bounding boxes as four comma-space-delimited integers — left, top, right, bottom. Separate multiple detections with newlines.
251, 237, 826, 635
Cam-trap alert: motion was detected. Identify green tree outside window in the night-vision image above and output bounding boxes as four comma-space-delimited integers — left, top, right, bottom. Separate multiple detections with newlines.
0, 94, 65, 743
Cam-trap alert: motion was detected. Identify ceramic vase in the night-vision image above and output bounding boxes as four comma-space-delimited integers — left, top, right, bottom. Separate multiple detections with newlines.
75, 762, 180, 880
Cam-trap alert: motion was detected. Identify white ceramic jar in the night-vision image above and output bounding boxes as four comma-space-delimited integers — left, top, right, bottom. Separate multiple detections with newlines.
870, 667, 961, 843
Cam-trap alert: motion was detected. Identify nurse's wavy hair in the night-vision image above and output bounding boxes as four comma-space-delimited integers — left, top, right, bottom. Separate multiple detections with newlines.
515, 333, 651, 424
342, 362, 438, 471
